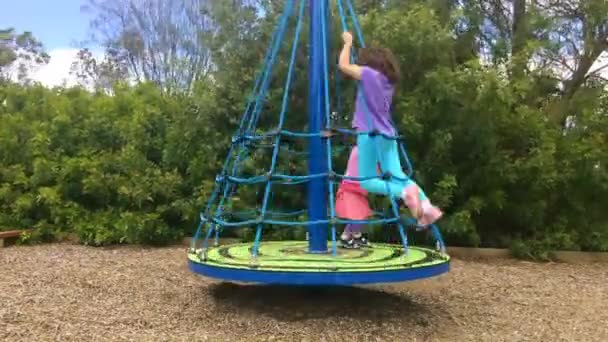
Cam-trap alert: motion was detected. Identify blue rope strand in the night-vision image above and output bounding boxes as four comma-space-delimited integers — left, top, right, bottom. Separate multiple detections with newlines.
344, 0, 414, 176
220, 17, 298, 246
337, 0, 348, 32
227, 208, 307, 218
337, 0, 409, 254
345, 0, 365, 48
222, 208, 391, 220
221, 171, 413, 185
210, 215, 401, 227
344, 0, 445, 251
233, 128, 403, 141
208, 1, 298, 246
320, 0, 338, 257
252, 0, 304, 258
192, 1, 295, 249
237, 18, 283, 135
225, 7, 290, 215
194, 0, 447, 255
246, 1, 295, 133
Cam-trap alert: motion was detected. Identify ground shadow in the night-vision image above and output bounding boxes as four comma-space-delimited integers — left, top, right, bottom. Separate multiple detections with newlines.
208, 281, 444, 324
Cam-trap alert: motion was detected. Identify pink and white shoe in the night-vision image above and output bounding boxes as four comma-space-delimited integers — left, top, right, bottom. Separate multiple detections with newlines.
418, 201, 443, 227
401, 185, 443, 230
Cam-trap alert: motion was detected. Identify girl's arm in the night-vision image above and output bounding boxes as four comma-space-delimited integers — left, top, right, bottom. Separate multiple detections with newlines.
338, 32, 362, 80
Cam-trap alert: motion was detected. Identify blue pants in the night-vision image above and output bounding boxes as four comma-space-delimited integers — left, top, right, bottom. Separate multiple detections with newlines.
356, 134, 428, 201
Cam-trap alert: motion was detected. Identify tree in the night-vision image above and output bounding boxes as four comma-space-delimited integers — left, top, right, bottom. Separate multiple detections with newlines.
0, 28, 49, 84
82, 0, 218, 93
538, 1, 608, 97
70, 47, 130, 91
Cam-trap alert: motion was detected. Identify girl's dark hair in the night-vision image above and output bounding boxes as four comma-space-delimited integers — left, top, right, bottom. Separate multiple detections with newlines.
358, 47, 401, 84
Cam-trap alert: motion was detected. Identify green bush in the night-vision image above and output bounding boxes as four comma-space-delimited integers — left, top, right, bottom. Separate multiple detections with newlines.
0, 83, 223, 246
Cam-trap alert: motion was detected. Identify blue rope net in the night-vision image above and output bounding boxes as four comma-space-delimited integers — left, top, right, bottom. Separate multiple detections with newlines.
191, 0, 446, 257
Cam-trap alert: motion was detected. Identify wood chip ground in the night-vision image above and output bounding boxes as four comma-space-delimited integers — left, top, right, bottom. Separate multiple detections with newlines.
1, 244, 607, 341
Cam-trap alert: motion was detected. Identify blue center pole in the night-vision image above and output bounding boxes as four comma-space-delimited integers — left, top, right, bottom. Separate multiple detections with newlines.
307, 0, 329, 253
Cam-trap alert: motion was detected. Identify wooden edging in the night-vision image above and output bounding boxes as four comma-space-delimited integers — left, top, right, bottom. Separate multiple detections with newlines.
549, 250, 608, 264
182, 237, 608, 264
182, 237, 240, 248
0, 229, 32, 248
447, 246, 608, 263
446, 247, 511, 259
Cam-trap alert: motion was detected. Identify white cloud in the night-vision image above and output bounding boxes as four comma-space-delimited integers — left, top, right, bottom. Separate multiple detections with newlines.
35, 48, 106, 88
10, 47, 104, 88
31, 48, 81, 87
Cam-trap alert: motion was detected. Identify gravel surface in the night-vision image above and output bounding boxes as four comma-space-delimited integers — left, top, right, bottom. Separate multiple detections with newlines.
1, 244, 607, 341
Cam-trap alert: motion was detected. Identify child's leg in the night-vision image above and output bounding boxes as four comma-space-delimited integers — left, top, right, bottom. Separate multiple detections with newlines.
340, 224, 362, 248
342, 223, 364, 235
348, 223, 363, 236
341, 224, 367, 248
373, 139, 423, 218
375, 138, 408, 190
344, 146, 360, 179
359, 135, 443, 226
357, 135, 404, 198
341, 224, 354, 239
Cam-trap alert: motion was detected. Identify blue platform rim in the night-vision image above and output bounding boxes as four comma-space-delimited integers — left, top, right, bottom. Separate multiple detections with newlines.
187, 258, 450, 286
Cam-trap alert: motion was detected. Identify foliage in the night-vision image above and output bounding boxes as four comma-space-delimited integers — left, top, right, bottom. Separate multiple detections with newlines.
0, 28, 50, 84
75, 0, 257, 93
1, 1, 607, 255
0, 83, 222, 245
358, 3, 608, 254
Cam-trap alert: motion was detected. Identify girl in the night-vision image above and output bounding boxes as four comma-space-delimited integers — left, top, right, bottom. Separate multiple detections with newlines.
337, 31, 442, 228
335, 146, 371, 248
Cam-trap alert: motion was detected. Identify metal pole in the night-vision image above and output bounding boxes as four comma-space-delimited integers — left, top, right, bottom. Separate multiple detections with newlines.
307, 0, 329, 253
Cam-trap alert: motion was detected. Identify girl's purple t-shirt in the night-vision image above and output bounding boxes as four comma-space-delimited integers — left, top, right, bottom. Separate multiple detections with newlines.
353, 66, 396, 136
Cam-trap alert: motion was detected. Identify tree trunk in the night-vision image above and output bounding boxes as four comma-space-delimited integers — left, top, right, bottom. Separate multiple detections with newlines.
510, 0, 527, 79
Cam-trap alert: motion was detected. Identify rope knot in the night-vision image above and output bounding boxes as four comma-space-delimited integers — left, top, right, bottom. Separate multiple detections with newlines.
368, 129, 380, 137
231, 135, 241, 144
381, 171, 392, 181
320, 128, 337, 138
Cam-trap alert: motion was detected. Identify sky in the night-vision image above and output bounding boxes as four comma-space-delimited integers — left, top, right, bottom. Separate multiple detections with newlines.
1, 0, 100, 87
